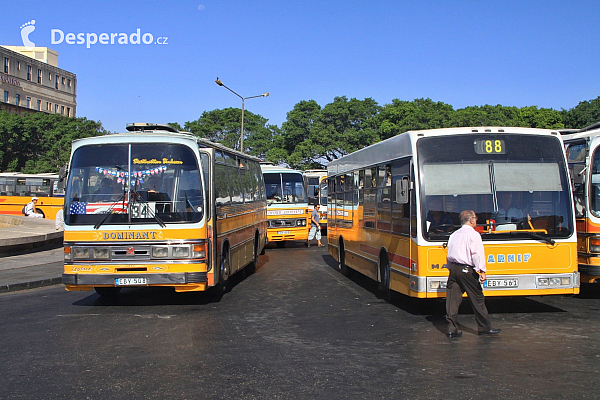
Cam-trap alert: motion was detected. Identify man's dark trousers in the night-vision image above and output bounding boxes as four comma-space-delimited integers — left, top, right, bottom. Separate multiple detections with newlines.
445, 262, 492, 333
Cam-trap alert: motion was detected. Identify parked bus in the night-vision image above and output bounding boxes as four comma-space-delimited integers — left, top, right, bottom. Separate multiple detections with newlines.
260, 163, 310, 247
328, 126, 579, 298
562, 122, 600, 284
0, 172, 64, 219
303, 169, 328, 229
62, 123, 267, 297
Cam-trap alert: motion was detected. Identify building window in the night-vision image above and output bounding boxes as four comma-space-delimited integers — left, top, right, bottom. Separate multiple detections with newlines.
55, 75, 59, 89
67, 107, 71, 117
46, 102, 50, 111
17, 61, 21, 71
67, 79, 71, 87
61, 77, 65, 85
37, 100, 41, 110
4, 58, 8, 73
3, 91, 8, 103
15, 94, 20, 106
26, 97, 31, 108
27, 66, 32, 81
48, 72, 51, 81
61, 106, 64, 115
37, 69, 42, 83
54, 104, 58, 113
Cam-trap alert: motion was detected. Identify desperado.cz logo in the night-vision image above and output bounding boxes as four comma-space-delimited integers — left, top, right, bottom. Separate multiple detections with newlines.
51, 28, 168, 48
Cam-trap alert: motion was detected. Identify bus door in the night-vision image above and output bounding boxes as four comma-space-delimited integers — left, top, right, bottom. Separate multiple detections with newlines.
198, 148, 216, 287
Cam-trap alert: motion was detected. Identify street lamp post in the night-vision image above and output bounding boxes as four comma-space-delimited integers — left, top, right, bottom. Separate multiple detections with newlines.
215, 77, 269, 153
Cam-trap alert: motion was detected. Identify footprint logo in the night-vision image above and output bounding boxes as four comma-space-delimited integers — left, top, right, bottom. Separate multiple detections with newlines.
20, 20, 36, 48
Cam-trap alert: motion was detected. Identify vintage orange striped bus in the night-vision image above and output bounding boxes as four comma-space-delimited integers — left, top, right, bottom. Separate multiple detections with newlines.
328, 127, 579, 299
562, 122, 600, 284
62, 123, 267, 297
0, 172, 64, 219
261, 164, 310, 247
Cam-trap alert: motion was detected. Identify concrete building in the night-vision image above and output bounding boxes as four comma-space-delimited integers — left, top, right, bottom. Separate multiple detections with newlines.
0, 46, 76, 117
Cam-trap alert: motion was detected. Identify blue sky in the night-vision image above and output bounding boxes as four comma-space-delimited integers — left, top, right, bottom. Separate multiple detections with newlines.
2, 0, 599, 133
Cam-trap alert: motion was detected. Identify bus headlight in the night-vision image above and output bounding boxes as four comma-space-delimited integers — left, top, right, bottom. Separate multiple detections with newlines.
152, 246, 169, 258
172, 246, 190, 258
296, 219, 306, 226
72, 247, 90, 260
93, 248, 110, 260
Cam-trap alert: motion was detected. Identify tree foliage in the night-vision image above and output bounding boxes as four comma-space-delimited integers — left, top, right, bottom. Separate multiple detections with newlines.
562, 96, 600, 129
0, 111, 106, 173
184, 108, 279, 159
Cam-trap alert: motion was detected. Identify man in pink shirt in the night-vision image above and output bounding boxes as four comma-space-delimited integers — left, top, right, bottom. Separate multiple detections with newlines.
445, 210, 500, 338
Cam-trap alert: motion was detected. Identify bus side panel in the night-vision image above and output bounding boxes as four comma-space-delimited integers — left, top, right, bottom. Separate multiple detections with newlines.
577, 218, 600, 283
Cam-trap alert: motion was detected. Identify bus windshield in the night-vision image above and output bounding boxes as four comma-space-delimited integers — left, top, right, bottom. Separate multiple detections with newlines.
264, 172, 307, 204
418, 134, 573, 240
65, 143, 203, 225
590, 146, 600, 217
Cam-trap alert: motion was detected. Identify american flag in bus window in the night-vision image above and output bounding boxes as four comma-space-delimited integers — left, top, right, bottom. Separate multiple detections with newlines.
69, 201, 128, 214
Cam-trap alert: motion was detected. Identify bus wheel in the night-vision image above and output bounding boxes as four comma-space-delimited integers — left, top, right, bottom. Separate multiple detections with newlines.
94, 287, 121, 297
276, 241, 286, 248
217, 249, 231, 293
338, 240, 349, 276
246, 237, 259, 275
378, 252, 391, 301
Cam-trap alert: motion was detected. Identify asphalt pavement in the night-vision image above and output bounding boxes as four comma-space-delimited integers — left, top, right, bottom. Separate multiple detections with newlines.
0, 215, 63, 293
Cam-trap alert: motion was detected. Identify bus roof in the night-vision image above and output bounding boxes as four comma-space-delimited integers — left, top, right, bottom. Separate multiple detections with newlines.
561, 122, 600, 142
328, 126, 562, 176
71, 125, 260, 162
260, 164, 303, 174
0, 172, 59, 178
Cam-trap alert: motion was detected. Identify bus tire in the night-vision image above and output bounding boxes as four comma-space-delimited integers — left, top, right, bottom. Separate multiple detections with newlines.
94, 287, 121, 297
36, 209, 45, 218
216, 246, 231, 293
378, 251, 391, 301
338, 239, 349, 276
246, 234, 259, 275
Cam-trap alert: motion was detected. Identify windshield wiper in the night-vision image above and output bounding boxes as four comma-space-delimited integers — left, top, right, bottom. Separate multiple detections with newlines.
93, 194, 127, 230
490, 229, 556, 245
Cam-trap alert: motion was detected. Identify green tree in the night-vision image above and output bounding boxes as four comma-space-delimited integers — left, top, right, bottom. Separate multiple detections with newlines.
562, 96, 600, 129
282, 97, 380, 169
375, 98, 455, 140
184, 108, 275, 156
0, 111, 105, 173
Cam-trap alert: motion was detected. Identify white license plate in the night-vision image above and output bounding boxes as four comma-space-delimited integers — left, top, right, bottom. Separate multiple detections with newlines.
115, 277, 148, 286
484, 279, 518, 288
277, 231, 290, 234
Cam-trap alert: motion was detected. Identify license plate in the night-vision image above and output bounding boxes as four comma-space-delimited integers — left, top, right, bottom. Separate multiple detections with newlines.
484, 278, 518, 288
115, 277, 148, 286
277, 231, 290, 234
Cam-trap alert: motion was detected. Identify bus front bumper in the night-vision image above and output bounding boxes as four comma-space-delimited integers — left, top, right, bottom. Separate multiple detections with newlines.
63, 272, 207, 287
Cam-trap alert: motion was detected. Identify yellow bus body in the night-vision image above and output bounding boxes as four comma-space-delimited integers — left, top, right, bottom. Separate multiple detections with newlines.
62, 125, 267, 295
329, 127, 580, 298
0, 195, 64, 220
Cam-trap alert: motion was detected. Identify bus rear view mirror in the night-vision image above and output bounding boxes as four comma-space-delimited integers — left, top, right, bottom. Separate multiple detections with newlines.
57, 166, 68, 190
396, 176, 409, 204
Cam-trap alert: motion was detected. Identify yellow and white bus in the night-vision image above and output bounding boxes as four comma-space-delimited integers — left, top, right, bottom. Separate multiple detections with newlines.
328, 126, 579, 298
562, 122, 600, 284
62, 123, 267, 297
0, 172, 64, 219
260, 163, 310, 247
303, 169, 328, 228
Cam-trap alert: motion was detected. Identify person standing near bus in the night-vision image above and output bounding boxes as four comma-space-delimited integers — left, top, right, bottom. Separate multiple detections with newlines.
24, 197, 44, 218
445, 210, 500, 338
307, 204, 324, 247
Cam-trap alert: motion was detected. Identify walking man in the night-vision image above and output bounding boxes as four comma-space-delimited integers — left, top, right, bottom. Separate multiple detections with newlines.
307, 204, 324, 247
445, 210, 500, 338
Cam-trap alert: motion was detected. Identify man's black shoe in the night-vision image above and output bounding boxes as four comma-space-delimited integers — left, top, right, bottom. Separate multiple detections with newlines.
447, 330, 463, 338
478, 328, 501, 336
